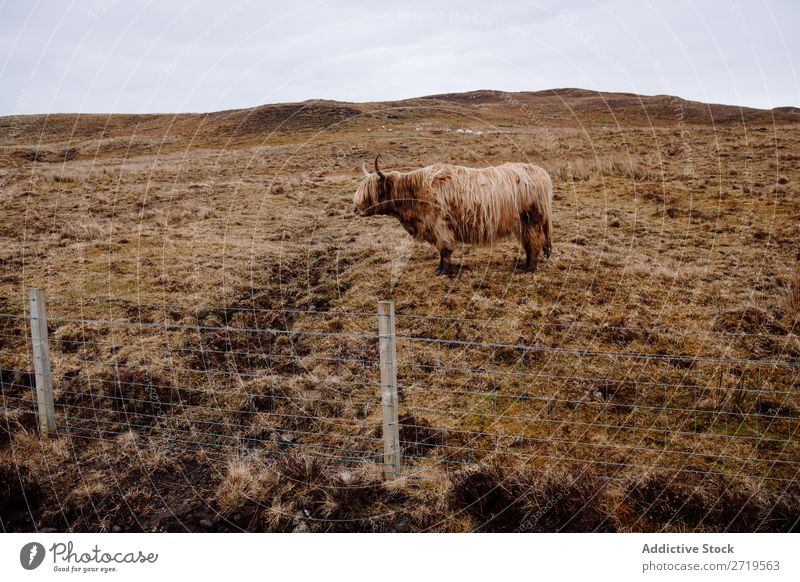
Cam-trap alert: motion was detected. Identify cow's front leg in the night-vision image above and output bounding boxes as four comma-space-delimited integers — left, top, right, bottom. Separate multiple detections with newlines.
436, 249, 453, 276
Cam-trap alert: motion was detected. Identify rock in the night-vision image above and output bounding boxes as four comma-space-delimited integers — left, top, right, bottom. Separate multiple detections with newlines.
293, 522, 310, 533
200, 519, 213, 530
111, 525, 122, 533
39, 527, 57, 533
399, 144, 409, 149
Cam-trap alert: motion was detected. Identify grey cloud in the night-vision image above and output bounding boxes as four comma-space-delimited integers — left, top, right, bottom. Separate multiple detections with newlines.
0, 0, 797, 115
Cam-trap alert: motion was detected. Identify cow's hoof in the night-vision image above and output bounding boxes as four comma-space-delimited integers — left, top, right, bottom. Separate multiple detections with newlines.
437, 266, 453, 277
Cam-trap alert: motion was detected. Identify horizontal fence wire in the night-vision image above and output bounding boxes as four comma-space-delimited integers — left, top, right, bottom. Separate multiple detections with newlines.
31, 338, 378, 368
55, 411, 382, 448
52, 396, 376, 436
402, 403, 798, 443
42, 316, 380, 340
53, 358, 382, 386
56, 382, 374, 410
51, 420, 799, 482
370, 419, 800, 460
396, 335, 800, 368
1, 302, 798, 488
32, 300, 800, 340
394, 312, 800, 340
49, 405, 798, 477
404, 362, 800, 397
397, 388, 800, 422
15, 378, 794, 446
60, 429, 431, 472
43, 428, 800, 499
56, 421, 385, 461
45, 298, 378, 319
12, 313, 793, 369
9, 305, 798, 364
48, 377, 800, 424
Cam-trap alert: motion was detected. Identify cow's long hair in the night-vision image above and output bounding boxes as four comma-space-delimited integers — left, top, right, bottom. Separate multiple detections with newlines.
353, 159, 553, 257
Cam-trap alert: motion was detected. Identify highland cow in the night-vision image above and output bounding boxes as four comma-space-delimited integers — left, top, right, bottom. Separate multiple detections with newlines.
353, 155, 553, 275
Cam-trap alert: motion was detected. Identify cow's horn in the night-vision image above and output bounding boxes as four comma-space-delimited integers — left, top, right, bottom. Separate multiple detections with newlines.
374, 154, 385, 179
361, 162, 369, 176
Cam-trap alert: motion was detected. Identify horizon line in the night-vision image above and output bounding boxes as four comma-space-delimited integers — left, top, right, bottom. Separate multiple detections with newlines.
2, 86, 798, 119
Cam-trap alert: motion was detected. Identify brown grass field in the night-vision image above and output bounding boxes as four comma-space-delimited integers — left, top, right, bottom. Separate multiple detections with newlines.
1, 88, 799, 532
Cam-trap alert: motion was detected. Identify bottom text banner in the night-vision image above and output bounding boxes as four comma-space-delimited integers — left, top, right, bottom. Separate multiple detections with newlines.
1, 533, 796, 581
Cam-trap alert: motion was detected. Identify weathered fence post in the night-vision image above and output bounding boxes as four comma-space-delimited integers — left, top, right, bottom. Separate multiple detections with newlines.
28, 288, 56, 437
377, 301, 401, 478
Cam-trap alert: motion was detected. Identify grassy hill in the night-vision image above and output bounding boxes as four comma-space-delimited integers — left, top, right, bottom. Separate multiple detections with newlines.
0, 88, 798, 532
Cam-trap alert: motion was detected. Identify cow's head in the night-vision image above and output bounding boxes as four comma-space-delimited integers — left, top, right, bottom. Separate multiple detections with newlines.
353, 154, 393, 216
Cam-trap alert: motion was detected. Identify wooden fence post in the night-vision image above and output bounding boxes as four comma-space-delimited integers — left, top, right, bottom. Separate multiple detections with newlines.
28, 288, 56, 437
377, 301, 401, 478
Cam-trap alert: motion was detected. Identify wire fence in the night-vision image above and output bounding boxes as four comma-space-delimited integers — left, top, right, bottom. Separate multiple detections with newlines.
1, 289, 799, 489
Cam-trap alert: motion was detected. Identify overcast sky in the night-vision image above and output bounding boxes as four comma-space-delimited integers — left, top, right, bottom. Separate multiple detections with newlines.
1, 0, 798, 116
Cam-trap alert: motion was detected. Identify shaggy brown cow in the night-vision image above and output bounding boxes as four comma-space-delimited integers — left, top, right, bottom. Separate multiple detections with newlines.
353, 155, 553, 275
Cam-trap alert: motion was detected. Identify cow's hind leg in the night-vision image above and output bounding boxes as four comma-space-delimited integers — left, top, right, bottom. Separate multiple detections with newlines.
517, 210, 544, 272
542, 217, 552, 258
520, 221, 544, 273
436, 248, 453, 276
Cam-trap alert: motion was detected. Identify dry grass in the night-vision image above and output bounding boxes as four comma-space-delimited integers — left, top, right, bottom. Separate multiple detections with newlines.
217, 460, 262, 512
783, 269, 800, 328
1, 89, 799, 532
60, 219, 108, 242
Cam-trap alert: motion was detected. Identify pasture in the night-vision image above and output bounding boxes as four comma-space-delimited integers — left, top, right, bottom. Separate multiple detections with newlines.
1, 89, 799, 532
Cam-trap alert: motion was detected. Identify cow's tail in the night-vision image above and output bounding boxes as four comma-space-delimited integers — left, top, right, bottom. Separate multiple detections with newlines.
542, 175, 553, 258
